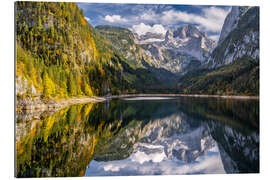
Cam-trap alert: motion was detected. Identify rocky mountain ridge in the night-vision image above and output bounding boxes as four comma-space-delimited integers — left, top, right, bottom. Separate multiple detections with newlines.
218, 6, 251, 44
176, 6, 259, 95
134, 31, 165, 44
208, 6, 259, 68
137, 25, 216, 73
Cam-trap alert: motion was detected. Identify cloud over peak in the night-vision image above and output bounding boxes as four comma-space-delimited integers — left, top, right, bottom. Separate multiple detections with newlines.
104, 15, 127, 23
78, 3, 231, 39
159, 7, 230, 33
131, 23, 167, 36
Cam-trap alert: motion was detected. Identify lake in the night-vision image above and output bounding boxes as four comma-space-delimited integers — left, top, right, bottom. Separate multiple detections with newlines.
15, 96, 259, 177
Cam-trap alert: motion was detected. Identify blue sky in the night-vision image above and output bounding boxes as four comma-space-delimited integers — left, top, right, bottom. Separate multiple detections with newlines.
77, 3, 231, 42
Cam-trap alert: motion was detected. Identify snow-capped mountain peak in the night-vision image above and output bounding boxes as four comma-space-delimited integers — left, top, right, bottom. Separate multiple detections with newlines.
135, 25, 215, 73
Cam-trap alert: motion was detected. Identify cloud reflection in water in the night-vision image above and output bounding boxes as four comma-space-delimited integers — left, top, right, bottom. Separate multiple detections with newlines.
85, 144, 225, 176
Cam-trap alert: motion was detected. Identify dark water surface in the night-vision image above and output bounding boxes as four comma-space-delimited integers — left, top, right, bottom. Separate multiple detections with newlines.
16, 96, 259, 177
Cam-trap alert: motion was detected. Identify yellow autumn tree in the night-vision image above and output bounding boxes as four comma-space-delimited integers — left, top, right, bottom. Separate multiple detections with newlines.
88, 34, 99, 60
42, 71, 56, 97
84, 83, 94, 96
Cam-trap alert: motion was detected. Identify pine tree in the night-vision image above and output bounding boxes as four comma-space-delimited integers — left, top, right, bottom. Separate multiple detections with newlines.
38, 16, 42, 31
67, 73, 76, 96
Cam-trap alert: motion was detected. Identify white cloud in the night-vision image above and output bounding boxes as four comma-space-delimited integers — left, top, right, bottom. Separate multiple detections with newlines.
130, 150, 166, 164
103, 164, 125, 172
127, 7, 230, 34
101, 6, 230, 36
202, 7, 230, 22
104, 15, 127, 23
200, 7, 231, 32
131, 23, 167, 36
159, 7, 230, 33
84, 16, 91, 22
85, 145, 225, 176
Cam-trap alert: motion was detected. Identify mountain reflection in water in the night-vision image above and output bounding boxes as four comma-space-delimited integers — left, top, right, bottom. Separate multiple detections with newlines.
16, 96, 259, 177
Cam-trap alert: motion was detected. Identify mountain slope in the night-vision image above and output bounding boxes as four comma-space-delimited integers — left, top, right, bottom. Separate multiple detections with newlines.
178, 56, 259, 95
95, 25, 178, 85
177, 7, 259, 96
96, 25, 154, 68
218, 6, 251, 44
208, 7, 259, 67
15, 2, 160, 102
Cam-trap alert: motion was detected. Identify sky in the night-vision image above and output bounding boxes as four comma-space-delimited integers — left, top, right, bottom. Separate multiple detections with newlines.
84, 144, 225, 176
77, 3, 231, 42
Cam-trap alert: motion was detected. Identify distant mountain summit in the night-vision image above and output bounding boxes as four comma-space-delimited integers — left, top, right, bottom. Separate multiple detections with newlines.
162, 25, 215, 61
96, 24, 215, 74
138, 25, 215, 73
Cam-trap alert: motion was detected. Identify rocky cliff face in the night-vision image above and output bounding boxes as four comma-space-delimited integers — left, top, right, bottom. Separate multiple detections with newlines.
208, 7, 259, 68
138, 25, 215, 73
218, 7, 240, 44
16, 76, 37, 96
134, 32, 165, 44
218, 6, 251, 44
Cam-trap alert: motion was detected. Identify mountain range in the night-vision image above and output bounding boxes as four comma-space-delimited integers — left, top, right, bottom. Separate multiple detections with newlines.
137, 25, 216, 73
178, 6, 259, 95
15, 2, 259, 103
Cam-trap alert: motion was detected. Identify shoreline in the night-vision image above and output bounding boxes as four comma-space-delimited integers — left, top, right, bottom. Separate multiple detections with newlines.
16, 93, 259, 113
109, 94, 259, 100
16, 96, 106, 113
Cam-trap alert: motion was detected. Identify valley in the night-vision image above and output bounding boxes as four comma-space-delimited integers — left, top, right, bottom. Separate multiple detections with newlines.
15, 2, 259, 106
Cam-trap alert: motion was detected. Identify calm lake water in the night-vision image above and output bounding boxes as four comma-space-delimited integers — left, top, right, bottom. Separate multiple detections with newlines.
15, 96, 259, 177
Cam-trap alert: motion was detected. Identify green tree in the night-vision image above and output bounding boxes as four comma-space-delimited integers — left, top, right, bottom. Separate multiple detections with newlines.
38, 16, 42, 31
67, 73, 76, 96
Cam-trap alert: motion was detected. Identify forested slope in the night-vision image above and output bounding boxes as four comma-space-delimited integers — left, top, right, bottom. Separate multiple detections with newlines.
15, 2, 159, 102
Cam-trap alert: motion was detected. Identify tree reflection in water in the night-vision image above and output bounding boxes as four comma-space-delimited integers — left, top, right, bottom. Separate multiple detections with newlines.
16, 97, 259, 177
